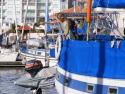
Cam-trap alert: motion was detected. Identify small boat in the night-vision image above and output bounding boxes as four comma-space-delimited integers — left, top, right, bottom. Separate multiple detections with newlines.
0, 33, 18, 62
14, 66, 56, 93
25, 59, 43, 77
0, 47, 18, 62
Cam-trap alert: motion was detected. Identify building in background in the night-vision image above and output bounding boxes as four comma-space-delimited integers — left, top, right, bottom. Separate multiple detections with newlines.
51, 0, 61, 14
0, 0, 76, 27
0, 0, 61, 27
60, 0, 72, 11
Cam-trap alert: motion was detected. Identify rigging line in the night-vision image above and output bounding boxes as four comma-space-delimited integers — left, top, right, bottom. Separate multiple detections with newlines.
114, 15, 124, 39
115, 12, 119, 28
110, 13, 124, 39
109, 14, 124, 39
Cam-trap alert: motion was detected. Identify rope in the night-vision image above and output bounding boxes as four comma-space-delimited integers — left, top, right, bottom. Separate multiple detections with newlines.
110, 13, 124, 39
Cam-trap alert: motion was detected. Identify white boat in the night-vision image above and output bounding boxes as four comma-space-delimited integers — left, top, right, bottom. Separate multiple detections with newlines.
20, 47, 57, 67
19, 37, 57, 67
0, 47, 18, 62
0, 33, 18, 62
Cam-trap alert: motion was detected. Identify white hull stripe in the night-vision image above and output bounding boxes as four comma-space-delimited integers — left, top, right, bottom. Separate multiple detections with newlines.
57, 67, 125, 87
21, 52, 57, 61
55, 79, 89, 94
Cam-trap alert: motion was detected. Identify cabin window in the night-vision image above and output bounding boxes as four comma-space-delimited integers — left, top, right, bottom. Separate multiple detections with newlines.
109, 87, 118, 94
87, 84, 94, 93
37, 52, 41, 55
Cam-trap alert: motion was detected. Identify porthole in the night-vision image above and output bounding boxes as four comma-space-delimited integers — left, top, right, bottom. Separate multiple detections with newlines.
87, 84, 94, 93
109, 87, 118, 94
37, 52, 41, 55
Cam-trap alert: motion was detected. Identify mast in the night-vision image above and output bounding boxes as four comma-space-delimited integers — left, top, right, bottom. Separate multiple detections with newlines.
21, 0, 29, 41
86, 0, 92, 41
1, 0, 3, 32
13, 0, 18, 44
45, 0, 49, 67
34, 0, 37, 23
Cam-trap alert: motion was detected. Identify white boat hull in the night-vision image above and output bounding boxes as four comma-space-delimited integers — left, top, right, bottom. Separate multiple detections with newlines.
20, 52, 57, 67
0, 52, 18, 62
56, 67, 125, 94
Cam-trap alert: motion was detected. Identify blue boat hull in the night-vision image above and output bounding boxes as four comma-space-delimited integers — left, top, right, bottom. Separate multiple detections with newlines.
56, 40, 125, 94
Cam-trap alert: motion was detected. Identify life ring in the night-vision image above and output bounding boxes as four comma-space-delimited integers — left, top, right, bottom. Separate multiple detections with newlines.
55, 34, 62, 59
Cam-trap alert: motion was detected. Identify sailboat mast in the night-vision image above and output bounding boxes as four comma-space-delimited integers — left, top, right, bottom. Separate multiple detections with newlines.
21, 0, 29, 41
34, 0, 37, 23
1, 0, 3, 32
45, 0, 49, 67
86, 0, 92, 41
13, 0, 18, 43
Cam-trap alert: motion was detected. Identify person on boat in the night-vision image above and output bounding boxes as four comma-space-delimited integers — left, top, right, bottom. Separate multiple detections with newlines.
69, 19, 78, 40
60, 18, 69, 39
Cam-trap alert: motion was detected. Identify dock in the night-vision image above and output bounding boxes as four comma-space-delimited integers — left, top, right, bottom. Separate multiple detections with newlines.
0, 61, 24, 67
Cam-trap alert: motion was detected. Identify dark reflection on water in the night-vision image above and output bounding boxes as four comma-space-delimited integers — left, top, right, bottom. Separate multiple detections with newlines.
0, 67, 33, 94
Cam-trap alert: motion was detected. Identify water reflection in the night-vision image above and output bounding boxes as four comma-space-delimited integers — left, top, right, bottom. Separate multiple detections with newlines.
0, 67, 32, 94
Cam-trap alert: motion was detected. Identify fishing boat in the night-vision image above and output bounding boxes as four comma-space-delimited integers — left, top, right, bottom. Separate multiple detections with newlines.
55, 0, 125, 94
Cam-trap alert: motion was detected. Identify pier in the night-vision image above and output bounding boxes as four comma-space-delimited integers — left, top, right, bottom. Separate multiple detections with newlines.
0, 61, 24, 67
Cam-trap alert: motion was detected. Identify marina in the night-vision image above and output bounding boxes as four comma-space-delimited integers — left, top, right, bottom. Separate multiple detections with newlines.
0, 67, 32, 94
1, 0, 125, 94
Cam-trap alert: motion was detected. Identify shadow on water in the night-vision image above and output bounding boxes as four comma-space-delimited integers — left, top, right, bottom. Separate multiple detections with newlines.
96, 42, 106, 94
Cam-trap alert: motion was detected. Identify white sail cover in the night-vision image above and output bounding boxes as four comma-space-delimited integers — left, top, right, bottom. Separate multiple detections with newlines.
26, 38, 44, 47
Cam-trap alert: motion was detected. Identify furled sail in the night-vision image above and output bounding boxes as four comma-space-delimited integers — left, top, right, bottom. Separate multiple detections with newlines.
93, 0, 125, 8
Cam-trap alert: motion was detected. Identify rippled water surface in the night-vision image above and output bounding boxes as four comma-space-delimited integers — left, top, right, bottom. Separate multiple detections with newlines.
0, 67, 57, 94
0, 67, 32, 94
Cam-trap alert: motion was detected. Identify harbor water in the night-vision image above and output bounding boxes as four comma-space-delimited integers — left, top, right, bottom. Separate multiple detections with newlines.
0, 67, 57, 94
